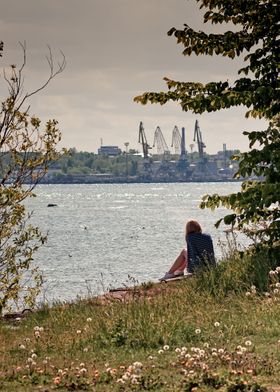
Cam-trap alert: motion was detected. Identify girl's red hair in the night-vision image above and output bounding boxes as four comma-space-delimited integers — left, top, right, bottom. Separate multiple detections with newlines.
186, 220, 202, 235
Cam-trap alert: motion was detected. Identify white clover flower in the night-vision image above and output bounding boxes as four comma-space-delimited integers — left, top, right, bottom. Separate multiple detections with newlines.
269, 270, 276, 276
76, 330, 82, 335
27, 357, 33, 363
19, 344, 26, 350
275, 283, 280, 288
203, 342, 209, 348
185, 353, 191, 359
133, 362, 143, 369
34, 331, 40, 338
236, 345, 242, 350
58, 369, 63, 374
25, 338, 31, 343
31, 353, 37, 359
42, 360, 48, 365
276, 267, 280, 273
158, 349, 164, 354
214, 322, 220, 328
265, 292, 270, 297
131, 377, 139, 385
181, 346, 187, 352
212, 352, 218, 357
241, 346, 247, 352
148, 355, 154, 360
79, 368, 87, 374
34, 326, 40, 331
39, 327, 44, 332
251, 285, 256, 291
245, 340, 252, 346
83, 347, 89, 352
211, 348, 217, 352
245, 292, 251, 297
218, 348, 224, 354
195, 328, 201, 334
117, 378, 125, 384
122, 373, 130, 381
274, 289, 279, 294
86, 317, 92, 322
163, 345, 169, 351
104, 362, 109, 368
175, 348, 181, 353
79, 362, 85, 367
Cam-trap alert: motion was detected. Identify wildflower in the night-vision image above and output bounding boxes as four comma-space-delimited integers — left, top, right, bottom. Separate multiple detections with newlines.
148, 355, 154, 360
251, 285, 256, 291
19, 344, 26, 350
203, 342, 209, 348
53, 376, 61, 385
185, 353, 191, 359
276, 267, 280, 273
27, 357, 33, 363
274, 289, 279, 294
218, 348, 224, 354
245, 340, 252, 346
86, 317, 92, 322
158, 349, 164, 354
15, 366, 22, 372
34, 331, 40, 338
181, 346, 187, 352
83, 347, 89, 352
245, 292, 251, 297
76, 330, 82, 334
276, 283, 280, 288
79, 362, 85, 367
31, 353, 37, 359
117, 378, 125, 384
214, 322, 220, 328
79, 368, 87, 375
163, 345, 169, 351
212, 352, 218, 357
133, 362, 143, 369
241, 346, 247, 352
104, 362, 109, 368
25, 338, 30, 343
175, 348, 181, 353
42, 360, 48, 365
34, 326, 40, 331
39, 327, 44, 332
195, 328, 201, 334
131, 376, 139, 385
122, 373, 130, 381
277, 339, 280, 345
269, 270, 276, 276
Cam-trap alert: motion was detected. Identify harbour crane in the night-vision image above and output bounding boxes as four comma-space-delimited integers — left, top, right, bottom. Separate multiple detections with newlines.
193, 120, 206, 159
153, 126, 170, 160
138, 121, 152, 159
171, 126, 181, 155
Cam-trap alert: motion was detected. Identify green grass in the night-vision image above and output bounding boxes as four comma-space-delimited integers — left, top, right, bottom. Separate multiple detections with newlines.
1, 247, 280, 391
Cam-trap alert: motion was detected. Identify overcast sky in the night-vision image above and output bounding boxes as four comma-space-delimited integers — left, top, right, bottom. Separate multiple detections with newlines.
0, 0, 266, 154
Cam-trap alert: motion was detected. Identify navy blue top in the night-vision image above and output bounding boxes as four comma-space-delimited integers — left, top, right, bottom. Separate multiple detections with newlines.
186, 233, 216, 273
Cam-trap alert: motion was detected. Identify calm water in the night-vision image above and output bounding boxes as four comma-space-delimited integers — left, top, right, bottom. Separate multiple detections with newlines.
25, 182, 243, 303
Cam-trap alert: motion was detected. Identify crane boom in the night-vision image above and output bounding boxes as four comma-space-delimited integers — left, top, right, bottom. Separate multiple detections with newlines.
171, 126, 181, 155
138, 121, 151, 159
193, 120, 206, 158
153, 126, 170, 156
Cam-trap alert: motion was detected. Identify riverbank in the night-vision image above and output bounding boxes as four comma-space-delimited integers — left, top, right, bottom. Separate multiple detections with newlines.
1, 248, 280, 391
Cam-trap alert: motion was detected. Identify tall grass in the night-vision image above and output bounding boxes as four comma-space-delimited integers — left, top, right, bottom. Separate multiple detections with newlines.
1, 245, 280, 391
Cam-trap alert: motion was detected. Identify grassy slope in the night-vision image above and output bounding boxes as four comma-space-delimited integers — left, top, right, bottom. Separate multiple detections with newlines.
1, 249, 280, 391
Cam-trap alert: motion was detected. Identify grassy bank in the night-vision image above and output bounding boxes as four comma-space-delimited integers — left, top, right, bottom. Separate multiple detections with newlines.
1, 247, 280, 391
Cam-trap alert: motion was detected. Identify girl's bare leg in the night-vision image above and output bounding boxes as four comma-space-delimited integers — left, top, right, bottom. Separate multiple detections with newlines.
168, 249, 187, 274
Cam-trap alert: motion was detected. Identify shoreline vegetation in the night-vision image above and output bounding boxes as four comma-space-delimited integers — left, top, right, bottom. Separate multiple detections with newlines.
1, 245, 280, 391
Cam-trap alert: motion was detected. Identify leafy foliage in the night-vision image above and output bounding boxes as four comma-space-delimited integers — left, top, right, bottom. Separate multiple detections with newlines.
0, 44, 66, 313
135, 0, 280, 245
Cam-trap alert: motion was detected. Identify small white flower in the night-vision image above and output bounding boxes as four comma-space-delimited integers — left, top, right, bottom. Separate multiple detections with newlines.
34, 331, 40, 338
31, 353, 37, 359
86, 317, 92, 322
195, 328, 201, 334
274, 289, 279, 294
19, 344, 26, 350
25, 338, 30, 343
175, 348, 181, 353
148, 355, 154, 360
122, 373, 130, 381
245, 340, 252, 346
158, 349, 164, 354
27, 357, 33, 363
76, 330, 82, 335
275, 282, 280, 288
79, 368, 87, 374
212, 352, 218, 357
163, 345, 169, 351
218, 348, 224, 354
117, 378, 125, 384
251, 285, 256, 291
214, 322, 220, 328
203, 342, 209, 348
83, 347, 89, 352
245, 292, 251, 296
39, 327, 44, 332
42, 360, 48, 365
133, 362, 143, 369
79, 362, 85, 367
269, 270, 276, 276
276, 267, 280, 273
34, 326, 40, 331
